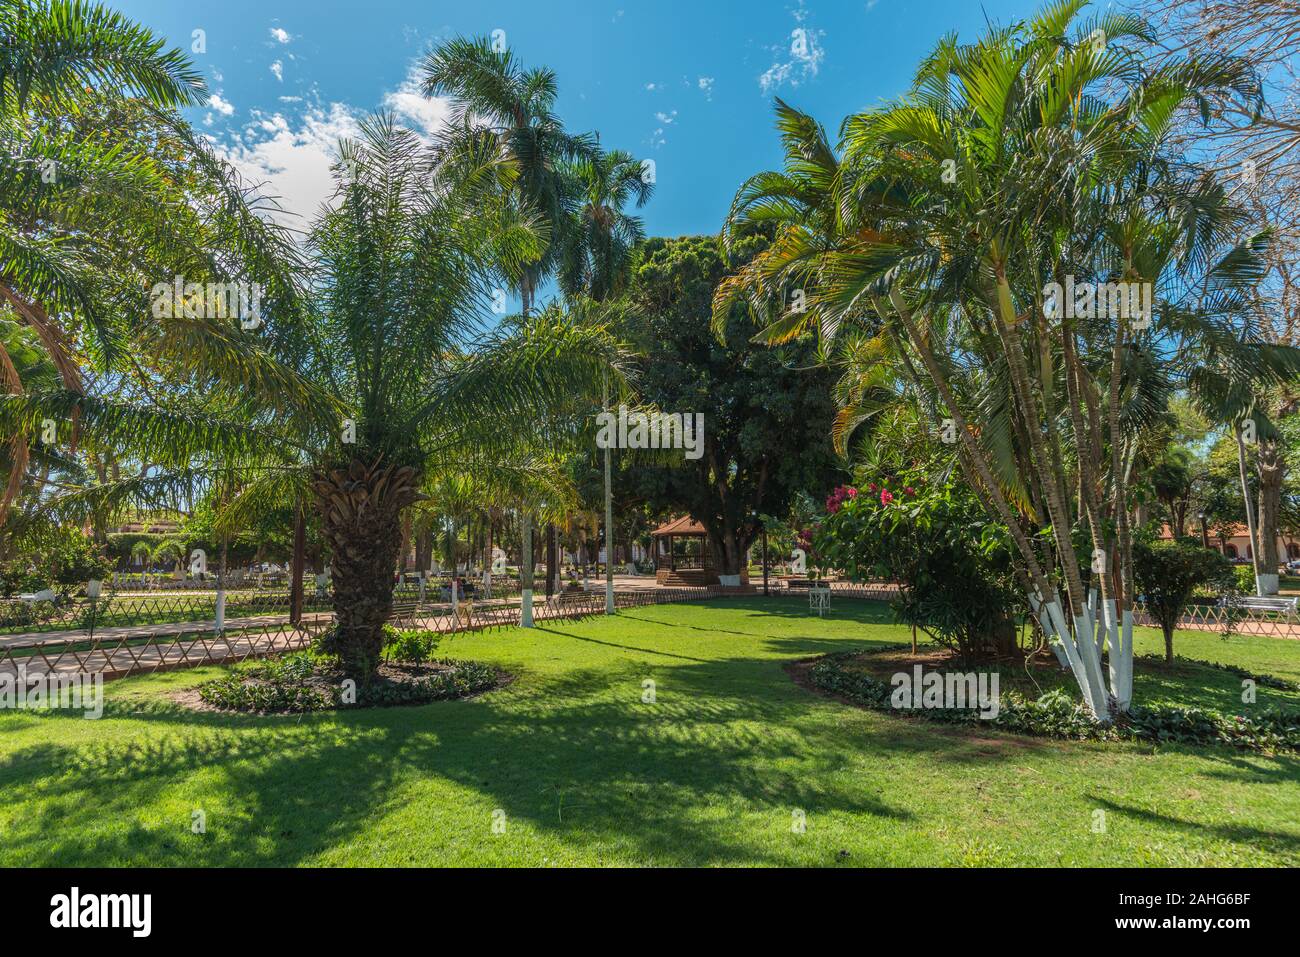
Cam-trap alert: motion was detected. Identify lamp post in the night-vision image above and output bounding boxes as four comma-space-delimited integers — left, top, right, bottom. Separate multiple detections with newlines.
1198, 511, 1209, 550
86, 578, 102, 643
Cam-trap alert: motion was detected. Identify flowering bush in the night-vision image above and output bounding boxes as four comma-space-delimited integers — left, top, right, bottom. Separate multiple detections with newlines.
825, 485, 858, 514
813, 473, 1024, 659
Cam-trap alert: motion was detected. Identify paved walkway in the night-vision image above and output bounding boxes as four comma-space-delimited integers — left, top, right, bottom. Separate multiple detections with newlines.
0, 614, 303, 651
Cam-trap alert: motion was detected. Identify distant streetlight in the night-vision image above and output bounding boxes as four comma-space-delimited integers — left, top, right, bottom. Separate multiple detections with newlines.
86, 578, 102, 643
1198, 511, 1209, 550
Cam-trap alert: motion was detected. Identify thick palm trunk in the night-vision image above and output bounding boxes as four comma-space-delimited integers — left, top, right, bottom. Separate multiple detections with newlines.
1258, 440, 1283, 575
313, 458, 421, 677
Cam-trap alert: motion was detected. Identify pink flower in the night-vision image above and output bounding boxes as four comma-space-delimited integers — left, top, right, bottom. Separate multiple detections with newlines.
825, 485, 861, 514
904, 487, 914, 496
880, 490, 894, 505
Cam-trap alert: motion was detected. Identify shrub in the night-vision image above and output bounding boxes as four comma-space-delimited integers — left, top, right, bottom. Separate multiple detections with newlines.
813, 473, 1024, 659
382, 627, 443, 666
1133, 539, 1240, 663
0, 526, 112, 597
196, 652, 499, 713
1233, 565, 1257, 593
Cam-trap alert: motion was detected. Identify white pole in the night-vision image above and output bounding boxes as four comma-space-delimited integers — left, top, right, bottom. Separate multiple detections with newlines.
604, 372, 615, 615
1236, 425, 1267, 596
449, 519, 459, 625
215, 563, 226, 634
521, 513, 534, 627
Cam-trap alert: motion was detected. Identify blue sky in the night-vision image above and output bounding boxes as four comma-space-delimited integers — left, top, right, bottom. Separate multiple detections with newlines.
116, 0, 1049, 237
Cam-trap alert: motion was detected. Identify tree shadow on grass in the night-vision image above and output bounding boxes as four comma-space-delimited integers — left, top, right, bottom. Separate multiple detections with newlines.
0, 652, 923, 866
1176, 747, 1300, 787
0, 632, 1074, 867
1089, 794, 1300, 857
531, 625, 712, 662
619, 596, 897, 633
9, 593, 1193, 867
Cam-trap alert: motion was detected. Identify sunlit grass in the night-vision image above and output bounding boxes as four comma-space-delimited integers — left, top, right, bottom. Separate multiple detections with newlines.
0, 598, 1296, 867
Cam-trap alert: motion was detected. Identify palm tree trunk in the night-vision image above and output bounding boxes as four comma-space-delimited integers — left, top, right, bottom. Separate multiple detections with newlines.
313, 458, 421, 678
290, 507, 306, 625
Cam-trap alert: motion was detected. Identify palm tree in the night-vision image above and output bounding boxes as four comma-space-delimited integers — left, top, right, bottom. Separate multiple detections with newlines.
0, 0, 311, 539
24, 113, 628, 679
423, 37, 604, 616
559, 149, 653, 303
719, 0, 1282, 720
0, 0, 208, 522
422, 35, 595, 316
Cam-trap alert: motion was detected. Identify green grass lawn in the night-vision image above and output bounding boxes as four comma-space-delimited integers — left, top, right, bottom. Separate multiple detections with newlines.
1, 597, 1297, 867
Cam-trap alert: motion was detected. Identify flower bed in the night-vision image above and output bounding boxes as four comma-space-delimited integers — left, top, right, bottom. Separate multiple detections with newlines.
806, 645, 1300, 753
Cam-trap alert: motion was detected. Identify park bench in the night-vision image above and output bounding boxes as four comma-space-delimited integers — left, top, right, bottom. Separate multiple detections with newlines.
1234, 596, 1298, 618
784, 578, 832, 592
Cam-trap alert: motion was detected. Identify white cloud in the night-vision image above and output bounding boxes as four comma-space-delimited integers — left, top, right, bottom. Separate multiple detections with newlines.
759, 5, 825, 95
697, 76, 714, 99
645, 82, 657, 91
270, 27, 291, 44
208, 92, 235, 116
381, 62, 455, 137
655, 109, 677, 124
216, 104, 361, 226
209, 64, 456, 226
270, 60, 283, 82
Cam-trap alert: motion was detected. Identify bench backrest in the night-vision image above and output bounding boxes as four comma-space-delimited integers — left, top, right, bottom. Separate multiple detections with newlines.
1238, 597, 1297, 610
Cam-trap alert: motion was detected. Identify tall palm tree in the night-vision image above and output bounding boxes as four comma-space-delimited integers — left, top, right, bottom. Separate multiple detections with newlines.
422, 35, 595, 316
558, 149, 653, 303
423, 37, 602, 614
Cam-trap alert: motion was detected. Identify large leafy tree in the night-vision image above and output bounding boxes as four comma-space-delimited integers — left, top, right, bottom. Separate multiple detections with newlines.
620, 234, 843, 577
13, 109, 628, 679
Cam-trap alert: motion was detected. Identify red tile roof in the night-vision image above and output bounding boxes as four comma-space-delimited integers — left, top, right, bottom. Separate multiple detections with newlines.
650, 516, 707, 537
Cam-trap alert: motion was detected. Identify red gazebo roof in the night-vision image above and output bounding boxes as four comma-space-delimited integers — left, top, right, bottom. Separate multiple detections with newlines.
651, 516, 707, 537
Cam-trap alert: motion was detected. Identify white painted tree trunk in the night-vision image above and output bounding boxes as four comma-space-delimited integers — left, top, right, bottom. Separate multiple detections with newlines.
1031, 588, 1132, 721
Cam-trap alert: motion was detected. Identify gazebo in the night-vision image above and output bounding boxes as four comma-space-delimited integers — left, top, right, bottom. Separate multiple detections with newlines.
651, 516, 749, 587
